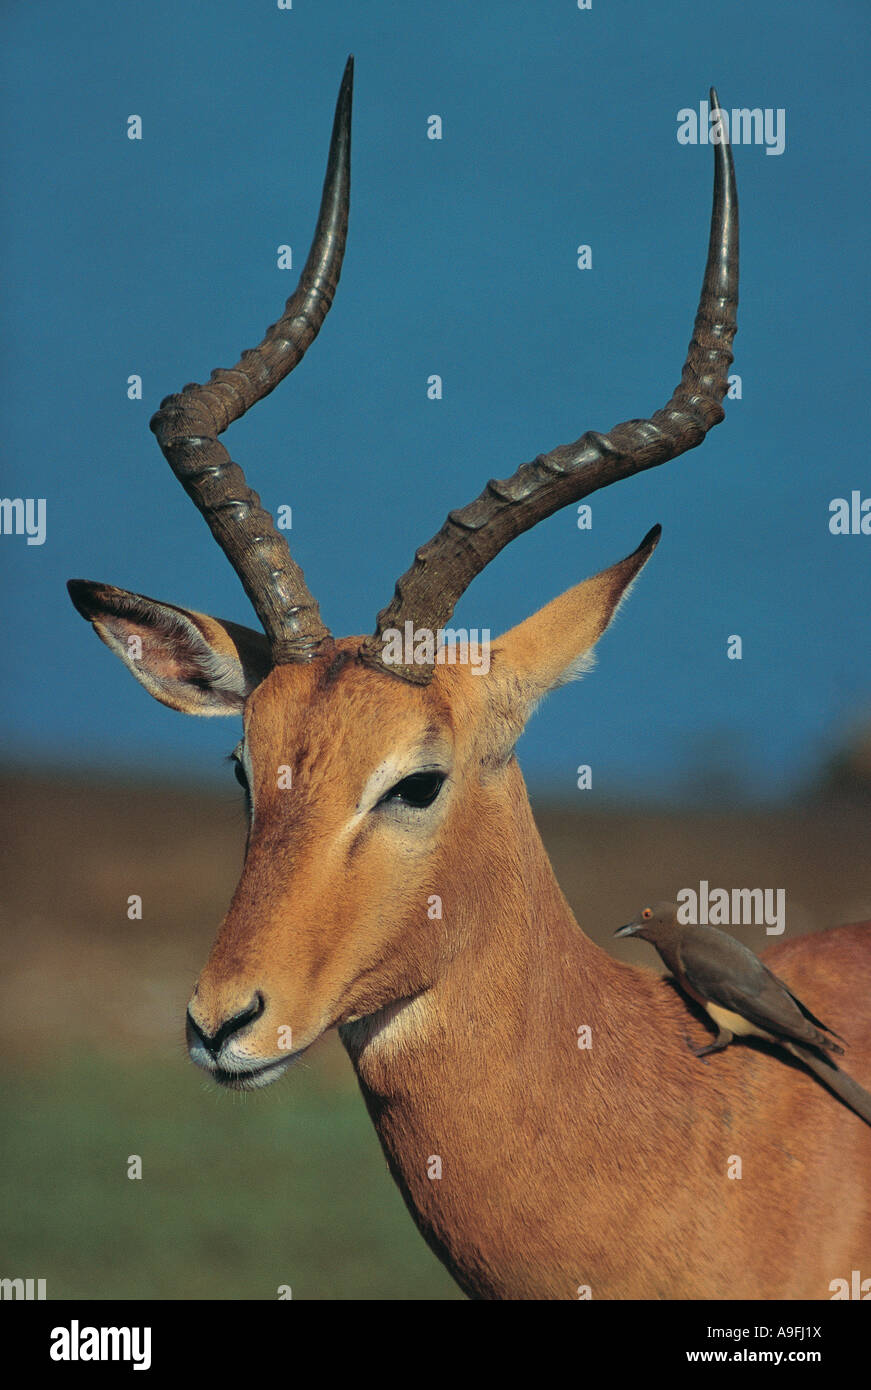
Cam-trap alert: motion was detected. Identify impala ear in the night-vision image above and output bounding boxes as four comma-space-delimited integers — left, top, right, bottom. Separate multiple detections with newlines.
67, 580, 272, 715
481, 526, 660, 750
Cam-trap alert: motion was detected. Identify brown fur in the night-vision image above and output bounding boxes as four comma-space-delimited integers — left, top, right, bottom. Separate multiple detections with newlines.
194, 647, 871, 1300
72, 557, 871, 1299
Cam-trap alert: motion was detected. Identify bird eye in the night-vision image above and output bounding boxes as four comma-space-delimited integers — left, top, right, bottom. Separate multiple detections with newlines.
642, 908, 652, 920
382, 771, 445, 809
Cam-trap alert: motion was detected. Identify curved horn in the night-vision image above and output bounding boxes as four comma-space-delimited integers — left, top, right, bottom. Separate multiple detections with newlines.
359, 86, 738, 684
150, 56, 353, 665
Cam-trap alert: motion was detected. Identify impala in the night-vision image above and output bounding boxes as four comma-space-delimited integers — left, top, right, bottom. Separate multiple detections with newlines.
69, 59, 871, 1299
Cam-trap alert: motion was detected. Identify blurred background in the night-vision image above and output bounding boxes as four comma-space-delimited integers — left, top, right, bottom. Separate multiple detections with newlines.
1, 0, 868, 1299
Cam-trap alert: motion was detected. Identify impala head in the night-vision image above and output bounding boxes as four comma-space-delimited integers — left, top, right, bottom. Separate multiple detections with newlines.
68, 59, 738, 1089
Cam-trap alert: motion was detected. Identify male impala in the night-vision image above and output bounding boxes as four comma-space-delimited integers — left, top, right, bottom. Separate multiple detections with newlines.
69, 60, 871, 1299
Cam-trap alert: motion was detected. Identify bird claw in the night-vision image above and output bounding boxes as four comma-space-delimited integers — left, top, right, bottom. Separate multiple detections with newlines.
684, 1034, 710, 1064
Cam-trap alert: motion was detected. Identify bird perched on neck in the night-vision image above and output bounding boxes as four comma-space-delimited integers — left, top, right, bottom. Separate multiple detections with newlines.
616, 900, 871, 1127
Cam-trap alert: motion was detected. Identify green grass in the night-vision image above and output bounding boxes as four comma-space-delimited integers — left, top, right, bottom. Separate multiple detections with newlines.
0, 1051, 463, 1300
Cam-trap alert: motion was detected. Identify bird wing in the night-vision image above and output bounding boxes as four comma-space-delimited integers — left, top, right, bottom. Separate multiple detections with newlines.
779, 986, 845, 1042
675, 927, 841, 1050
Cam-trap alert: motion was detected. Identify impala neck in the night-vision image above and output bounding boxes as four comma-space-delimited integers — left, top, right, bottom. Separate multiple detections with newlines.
340, 761, 670, 1298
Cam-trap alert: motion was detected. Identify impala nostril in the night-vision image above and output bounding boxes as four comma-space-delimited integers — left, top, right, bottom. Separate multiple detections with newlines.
189, 991, 266, 1058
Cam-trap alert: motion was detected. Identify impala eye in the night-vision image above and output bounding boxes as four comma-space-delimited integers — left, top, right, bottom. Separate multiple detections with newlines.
228, 744, 249, 794
382, 771, 445, 809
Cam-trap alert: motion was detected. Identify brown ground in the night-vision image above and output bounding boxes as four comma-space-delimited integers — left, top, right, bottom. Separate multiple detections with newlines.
2, 772, 869, 1070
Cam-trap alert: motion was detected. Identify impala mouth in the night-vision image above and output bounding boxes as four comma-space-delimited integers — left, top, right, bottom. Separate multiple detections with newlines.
210, 1056, 293, 1091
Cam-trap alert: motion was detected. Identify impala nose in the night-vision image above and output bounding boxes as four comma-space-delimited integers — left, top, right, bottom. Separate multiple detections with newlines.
187, 991, 266, 1059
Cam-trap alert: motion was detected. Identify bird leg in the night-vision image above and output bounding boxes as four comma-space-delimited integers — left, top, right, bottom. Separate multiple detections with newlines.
686, 1027, 734, 1060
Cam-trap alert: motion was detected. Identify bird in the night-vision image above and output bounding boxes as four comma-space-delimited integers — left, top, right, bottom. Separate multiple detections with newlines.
615, 900, 871, 1127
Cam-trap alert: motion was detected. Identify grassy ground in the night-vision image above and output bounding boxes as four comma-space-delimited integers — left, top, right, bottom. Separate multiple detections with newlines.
0, 1049, 461, 1300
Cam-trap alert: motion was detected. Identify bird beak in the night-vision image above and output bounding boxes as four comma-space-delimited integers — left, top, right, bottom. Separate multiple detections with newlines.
614, 921, 640, 938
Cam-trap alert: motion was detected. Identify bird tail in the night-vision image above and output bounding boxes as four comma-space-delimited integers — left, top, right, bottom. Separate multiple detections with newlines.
784, 1042, 871, 1127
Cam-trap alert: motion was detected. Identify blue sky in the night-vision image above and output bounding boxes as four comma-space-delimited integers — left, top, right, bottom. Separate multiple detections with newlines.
2, 0, 868, 800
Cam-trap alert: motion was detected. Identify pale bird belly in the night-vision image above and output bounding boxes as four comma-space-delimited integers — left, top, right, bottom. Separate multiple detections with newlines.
705, 1002, 775, 1041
